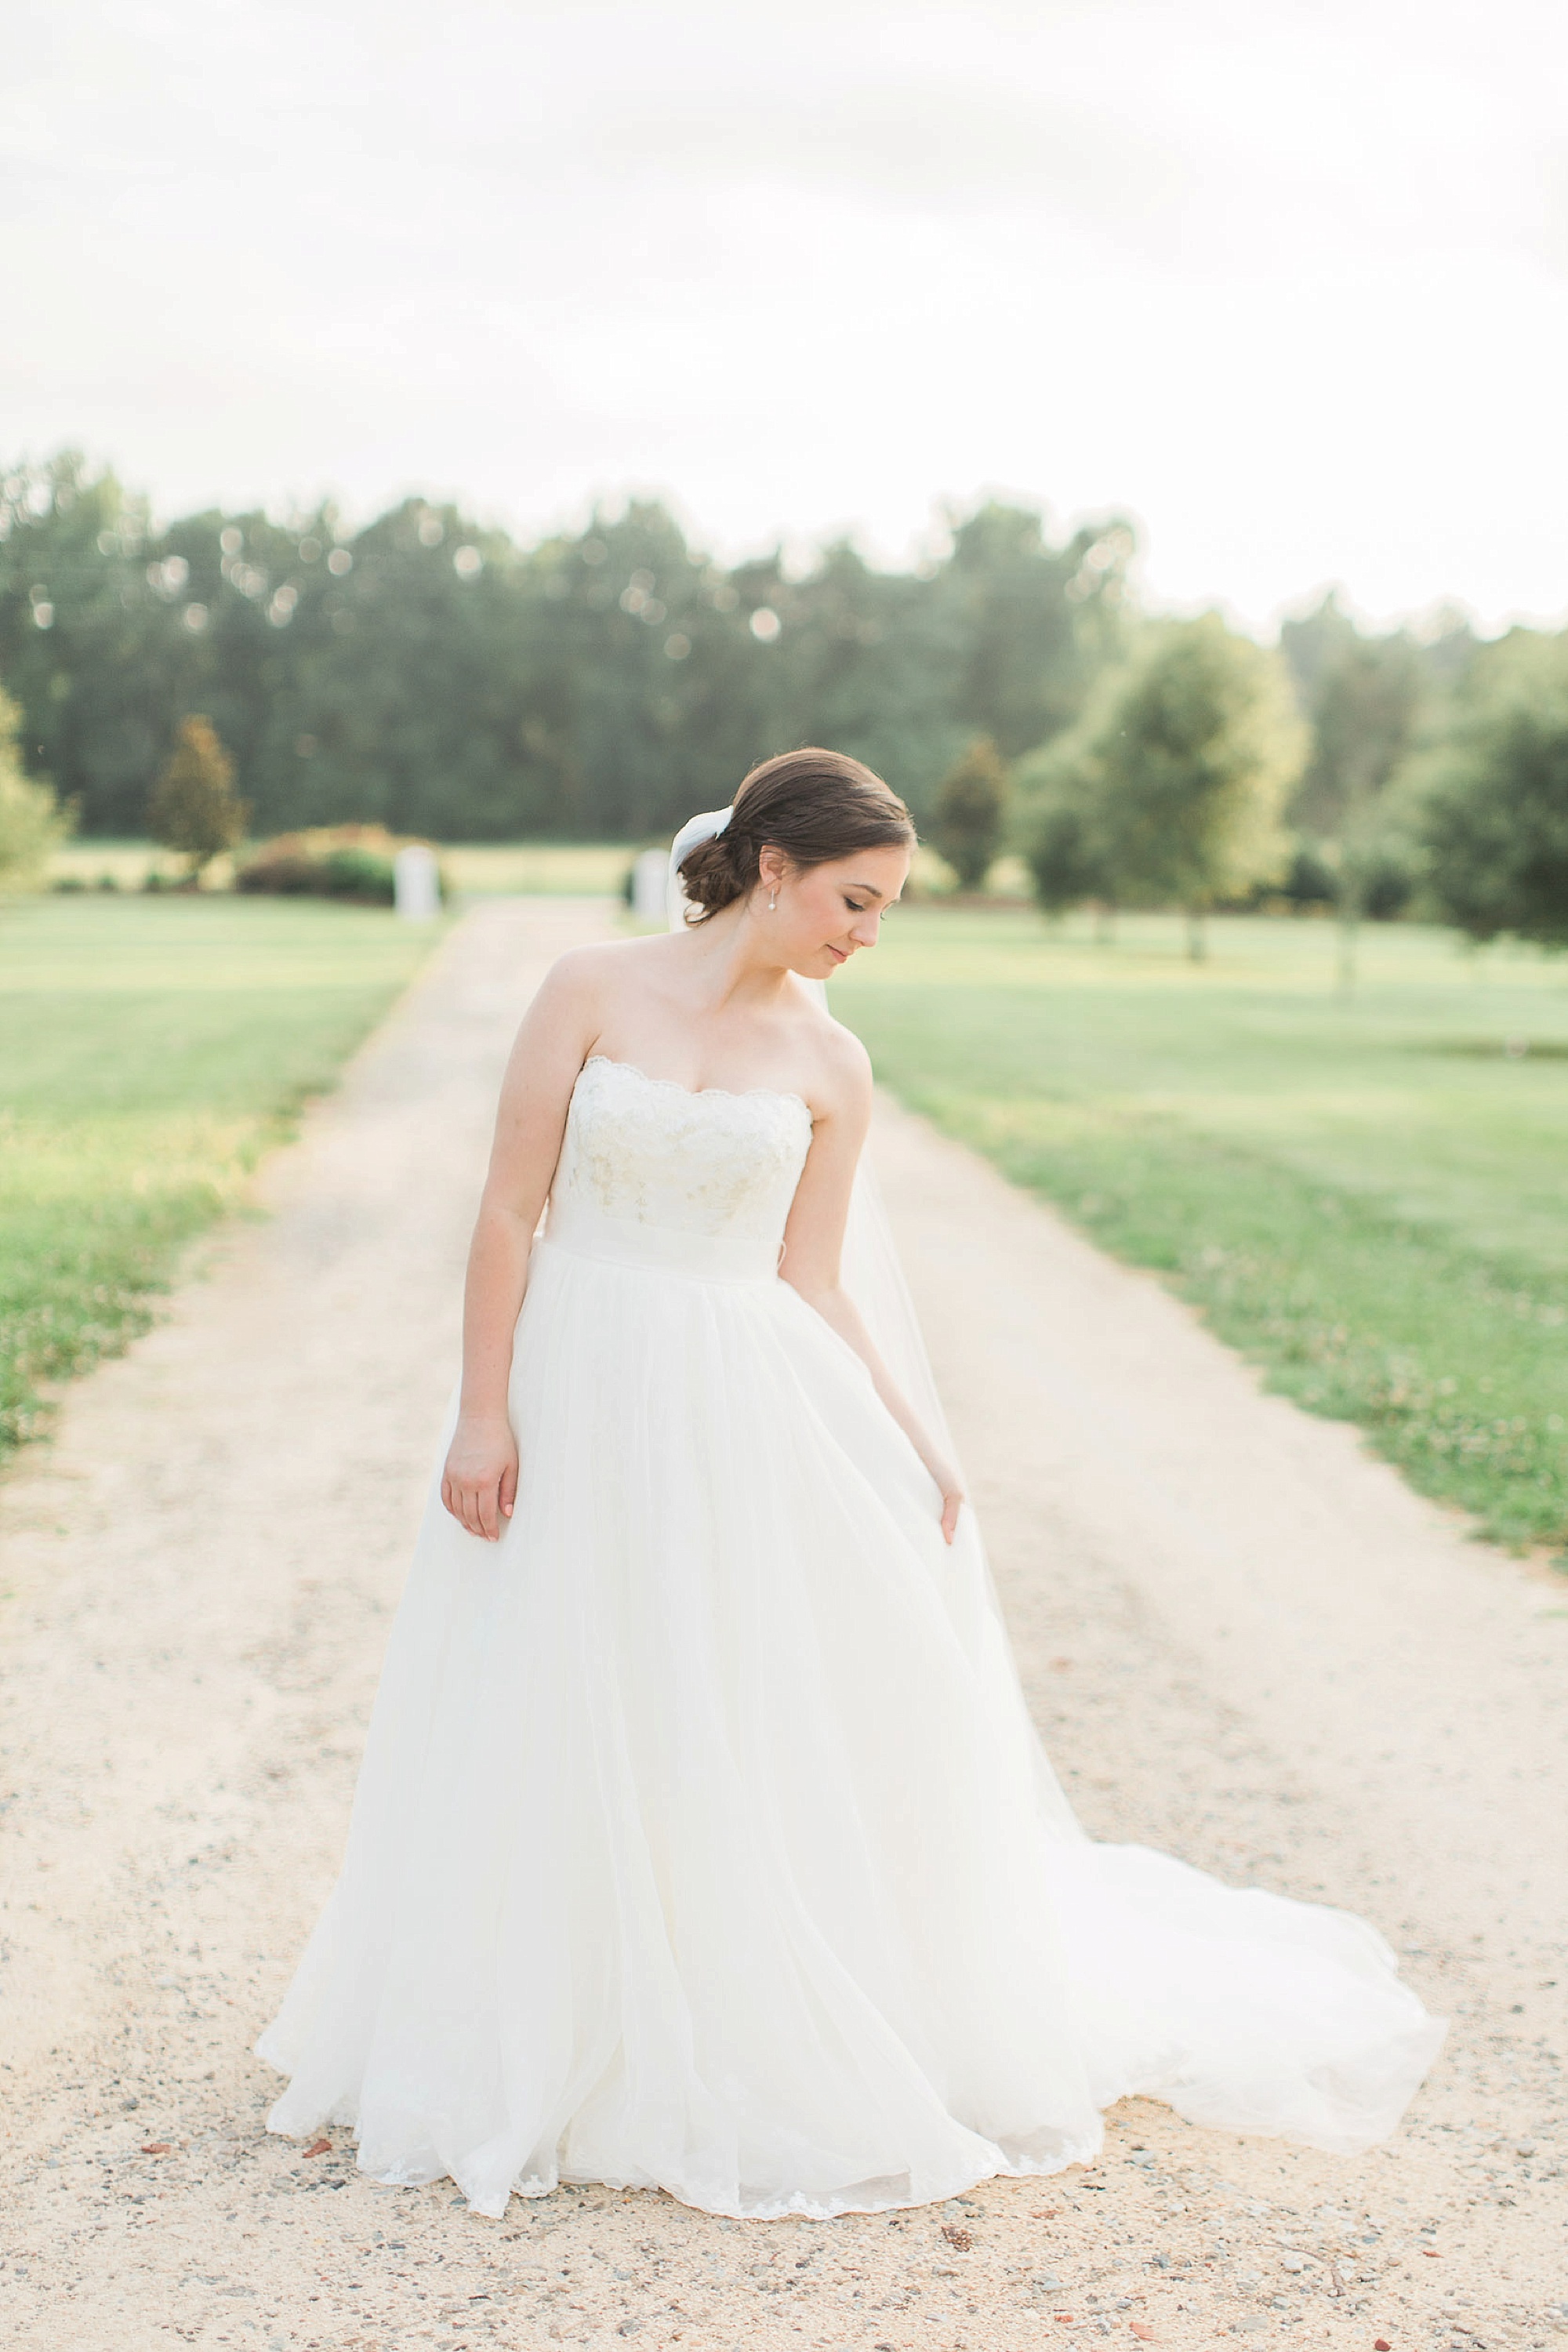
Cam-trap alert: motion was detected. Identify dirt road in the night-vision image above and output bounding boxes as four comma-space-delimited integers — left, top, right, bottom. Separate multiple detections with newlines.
2, 898, 1564, 2352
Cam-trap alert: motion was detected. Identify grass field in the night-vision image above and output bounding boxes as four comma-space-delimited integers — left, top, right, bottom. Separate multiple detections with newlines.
48, 839, 1022, 901
13, 883, 1567, 1559
49, 840, 639, 897
0, 895, 437, 1459
836, 908, 1568, 1559
437, 844, 636, 895
50, 839, 209, 889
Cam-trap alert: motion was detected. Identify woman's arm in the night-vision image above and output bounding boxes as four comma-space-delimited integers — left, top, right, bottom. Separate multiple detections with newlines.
779, 1047, 965, 1544
441, 953, 602, 1541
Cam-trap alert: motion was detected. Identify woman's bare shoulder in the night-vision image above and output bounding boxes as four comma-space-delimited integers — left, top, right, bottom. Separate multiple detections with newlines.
800, 1004, 873, 1113
534, 932, 675, 1007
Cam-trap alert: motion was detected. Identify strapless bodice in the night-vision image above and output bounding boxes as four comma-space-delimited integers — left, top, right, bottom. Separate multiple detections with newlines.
543, 1056, 815, 1282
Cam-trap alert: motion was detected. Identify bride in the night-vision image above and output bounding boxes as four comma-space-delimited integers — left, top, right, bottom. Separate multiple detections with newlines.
259, 746, 1446, 2221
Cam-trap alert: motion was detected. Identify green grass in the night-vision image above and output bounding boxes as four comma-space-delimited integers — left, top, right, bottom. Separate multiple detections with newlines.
437, 843, 635, 895
836, 908, 1568, 1557
50, 839, 640, 897
49, 838, 193, 889
0, 894, 437, 1457
49, 837, 1033, 901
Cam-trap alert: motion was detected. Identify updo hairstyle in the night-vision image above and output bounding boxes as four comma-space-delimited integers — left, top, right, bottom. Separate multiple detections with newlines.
677, 747, 916, 924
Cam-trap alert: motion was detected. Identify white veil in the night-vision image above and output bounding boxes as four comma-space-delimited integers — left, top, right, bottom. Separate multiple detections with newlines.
666, 808, 958, 1466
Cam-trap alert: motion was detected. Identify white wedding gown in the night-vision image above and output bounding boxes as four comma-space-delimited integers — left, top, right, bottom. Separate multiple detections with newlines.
258, 1054, 1446, 2221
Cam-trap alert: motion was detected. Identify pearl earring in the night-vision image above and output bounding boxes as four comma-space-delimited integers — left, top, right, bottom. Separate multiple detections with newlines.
768, 890, 778, 911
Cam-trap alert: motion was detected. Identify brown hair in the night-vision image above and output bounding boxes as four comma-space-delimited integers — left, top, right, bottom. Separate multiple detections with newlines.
677, 747, 915, 922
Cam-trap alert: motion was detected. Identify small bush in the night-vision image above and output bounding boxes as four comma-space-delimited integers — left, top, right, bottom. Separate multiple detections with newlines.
234, 824, 445, 908
1279, 841, 1338, 910
929, 736, 1011, 891
320, 846, 397, 902
1360, 848, 1417, 921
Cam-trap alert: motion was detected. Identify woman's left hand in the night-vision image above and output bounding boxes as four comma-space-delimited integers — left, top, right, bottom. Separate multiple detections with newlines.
927, 1460, 964, 1545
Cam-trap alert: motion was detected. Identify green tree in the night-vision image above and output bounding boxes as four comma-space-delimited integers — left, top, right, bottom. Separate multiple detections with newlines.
1292, 630, 1425, 839
0, 688, 71, 884
147, 715, 247, 880
1281, 599, 1428, 979
929, 735, 1010, 890
937, 503, 1133, 759
1012, 727, 1116, 924
1076, 617, 1305, 959
1416, 630, 1568, 949
760, 539, 964, 815
0, 455, 178, 833
1277, 589, 1360, 717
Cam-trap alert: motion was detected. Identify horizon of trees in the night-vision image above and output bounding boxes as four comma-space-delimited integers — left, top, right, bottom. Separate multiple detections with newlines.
6, 447, 1566, 956
0, 452, 1133, 843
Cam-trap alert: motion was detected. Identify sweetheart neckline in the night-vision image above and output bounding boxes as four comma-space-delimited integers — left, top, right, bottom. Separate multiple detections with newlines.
579, 1054, 815, 1123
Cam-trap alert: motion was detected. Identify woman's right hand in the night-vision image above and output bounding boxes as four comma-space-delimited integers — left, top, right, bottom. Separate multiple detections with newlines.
921, 1453, 965, 1547
441, 1410, 519, 1541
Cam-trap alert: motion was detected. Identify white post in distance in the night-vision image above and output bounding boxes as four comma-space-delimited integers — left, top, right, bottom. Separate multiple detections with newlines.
631, 848, 668, 922
394, 843, 441, 921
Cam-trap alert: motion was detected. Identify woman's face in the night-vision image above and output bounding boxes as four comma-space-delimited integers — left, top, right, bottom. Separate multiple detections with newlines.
762, 844, 912, 980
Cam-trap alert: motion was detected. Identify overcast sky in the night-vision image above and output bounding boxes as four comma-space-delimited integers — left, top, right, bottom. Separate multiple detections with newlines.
5, 0, 1565, 633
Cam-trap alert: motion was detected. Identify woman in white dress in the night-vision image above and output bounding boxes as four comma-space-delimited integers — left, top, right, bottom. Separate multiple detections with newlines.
259, 748, 1446, 2222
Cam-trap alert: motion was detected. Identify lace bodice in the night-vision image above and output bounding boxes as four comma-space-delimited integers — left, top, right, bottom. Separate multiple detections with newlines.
546, 1057, 814, 1276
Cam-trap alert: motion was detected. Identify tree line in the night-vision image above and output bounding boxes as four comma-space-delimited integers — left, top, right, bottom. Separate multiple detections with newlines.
0, 452, 1128, 843
2, 446, 1566, 954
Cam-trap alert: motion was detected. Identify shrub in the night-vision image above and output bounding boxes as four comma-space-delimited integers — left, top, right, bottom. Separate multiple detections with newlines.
1013, 741, 1116, 916
234, 824, 445, 908
1359, 844, 1417, 921
929, 736, 1011, 890
1279, 841, 1338, 911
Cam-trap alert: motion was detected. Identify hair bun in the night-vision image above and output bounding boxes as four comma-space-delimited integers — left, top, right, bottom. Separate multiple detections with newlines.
675, 749, 914, 924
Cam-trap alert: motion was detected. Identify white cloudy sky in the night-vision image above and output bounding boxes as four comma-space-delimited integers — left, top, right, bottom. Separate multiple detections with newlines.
4, 0, 1566, 632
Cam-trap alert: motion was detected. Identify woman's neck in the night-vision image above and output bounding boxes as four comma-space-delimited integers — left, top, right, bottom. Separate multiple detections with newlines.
676, 904, 800, 1014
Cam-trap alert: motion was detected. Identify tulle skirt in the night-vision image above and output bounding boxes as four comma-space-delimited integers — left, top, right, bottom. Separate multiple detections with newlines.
257, 1221, 1446, 2220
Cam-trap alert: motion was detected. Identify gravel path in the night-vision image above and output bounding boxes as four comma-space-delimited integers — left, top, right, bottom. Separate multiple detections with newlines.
2, 898, 1565, 2352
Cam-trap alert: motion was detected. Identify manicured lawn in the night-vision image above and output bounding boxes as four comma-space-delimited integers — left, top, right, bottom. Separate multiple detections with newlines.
437, 843, 634, 895
49, 840, 641, 897
0, 895, 437, 1457
836, 908, 1568, 1558
48, 839, 1028, 900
